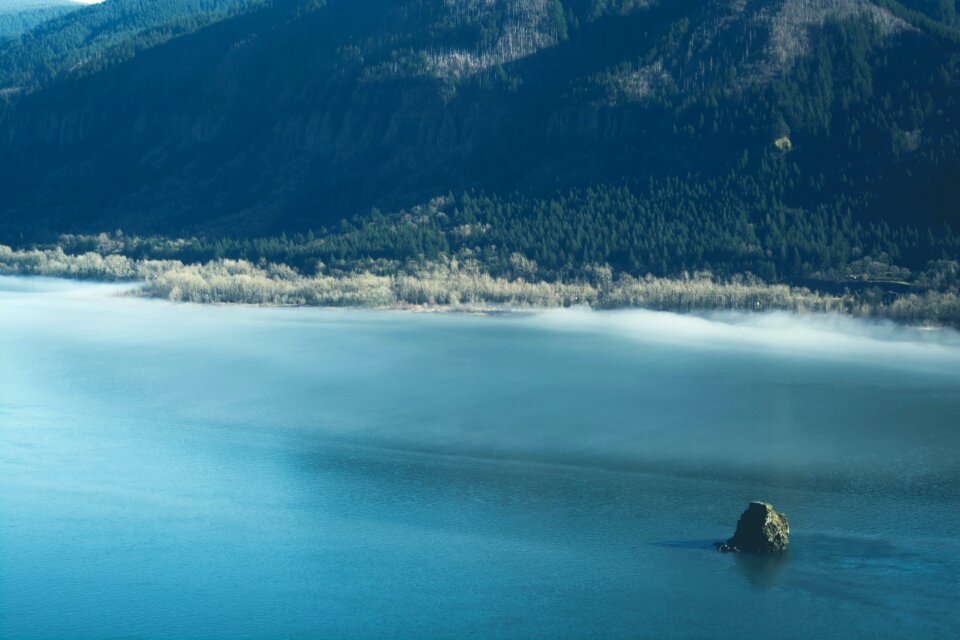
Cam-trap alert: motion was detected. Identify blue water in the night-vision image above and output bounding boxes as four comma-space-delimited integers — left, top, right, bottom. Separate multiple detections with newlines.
1, 276, 959, 639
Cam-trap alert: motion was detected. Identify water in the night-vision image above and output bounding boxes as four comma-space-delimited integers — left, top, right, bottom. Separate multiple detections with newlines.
1, 276, 959, 639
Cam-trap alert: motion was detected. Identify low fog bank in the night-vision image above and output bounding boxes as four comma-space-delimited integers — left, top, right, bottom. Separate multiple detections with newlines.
0, 274, 139, 296
526, 307, 960, 371
4, 276, 959, 500
4, 274, 958, 372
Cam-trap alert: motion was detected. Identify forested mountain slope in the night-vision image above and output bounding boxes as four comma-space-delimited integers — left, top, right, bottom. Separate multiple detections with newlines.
0, 0, 263, 93
0, 1, 78, 40
0, 0, 958, 282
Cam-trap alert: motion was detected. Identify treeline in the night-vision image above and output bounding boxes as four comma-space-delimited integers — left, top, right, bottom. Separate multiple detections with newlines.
3, 242, 959, 325
34, 186, 960, 324
53, 179, 958, 288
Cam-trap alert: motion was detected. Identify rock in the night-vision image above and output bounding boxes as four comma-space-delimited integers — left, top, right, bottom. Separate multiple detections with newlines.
718, 501, 790, 554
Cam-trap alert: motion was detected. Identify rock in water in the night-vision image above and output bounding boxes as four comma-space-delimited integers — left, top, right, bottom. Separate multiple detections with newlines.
718, 501, 789, 554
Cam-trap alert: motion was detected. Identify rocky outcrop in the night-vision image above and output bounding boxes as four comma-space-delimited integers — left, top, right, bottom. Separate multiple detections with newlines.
716, 502, 790, 554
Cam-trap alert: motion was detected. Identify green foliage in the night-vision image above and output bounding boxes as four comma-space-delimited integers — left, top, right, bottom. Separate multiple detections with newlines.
0, 0, 261, 90
0, 1, 78, 40
0, 0, 958, 288
50, 175, 958, 288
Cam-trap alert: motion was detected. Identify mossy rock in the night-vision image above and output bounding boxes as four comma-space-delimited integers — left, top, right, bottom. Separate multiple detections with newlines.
719, 501, 790, 554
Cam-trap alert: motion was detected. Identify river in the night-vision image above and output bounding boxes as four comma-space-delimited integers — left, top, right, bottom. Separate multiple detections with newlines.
1, 276, 959, 638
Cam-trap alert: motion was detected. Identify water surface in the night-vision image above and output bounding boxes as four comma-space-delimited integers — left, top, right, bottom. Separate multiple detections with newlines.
1, 276, 959, 638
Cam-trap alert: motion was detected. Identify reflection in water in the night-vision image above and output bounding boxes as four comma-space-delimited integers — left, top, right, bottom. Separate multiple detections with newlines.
655, 540, 720, 550
1, 277, 959, 639
731, 552, 790, 590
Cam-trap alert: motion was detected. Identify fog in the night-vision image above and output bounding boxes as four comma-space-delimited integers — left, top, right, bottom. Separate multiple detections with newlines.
4, 275, 959, 487
526, 306, 960, 372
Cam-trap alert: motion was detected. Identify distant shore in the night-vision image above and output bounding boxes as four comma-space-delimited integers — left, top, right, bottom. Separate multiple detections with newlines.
3, 243, 958, 327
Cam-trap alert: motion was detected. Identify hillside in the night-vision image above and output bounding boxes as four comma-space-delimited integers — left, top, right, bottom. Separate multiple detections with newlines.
0, 2, 78, 40
0, 0, 263, 94
0, 0, 958, 285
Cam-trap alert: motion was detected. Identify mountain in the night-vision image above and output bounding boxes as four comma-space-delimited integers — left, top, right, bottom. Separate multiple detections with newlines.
0, 0, 958, 281
0, 0, 263, 94
0, 1, 79, 40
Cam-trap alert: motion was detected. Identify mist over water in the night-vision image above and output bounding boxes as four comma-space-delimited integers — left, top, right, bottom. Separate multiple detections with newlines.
2, 276, 959, 639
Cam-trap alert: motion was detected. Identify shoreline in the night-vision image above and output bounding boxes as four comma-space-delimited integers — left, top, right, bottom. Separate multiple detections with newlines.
3, 257, 958, 328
